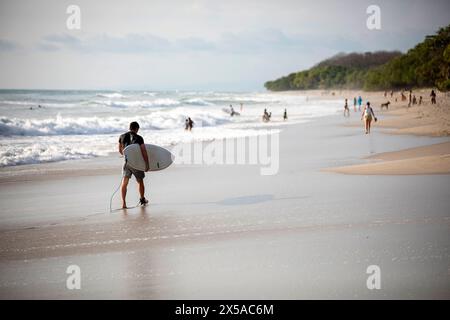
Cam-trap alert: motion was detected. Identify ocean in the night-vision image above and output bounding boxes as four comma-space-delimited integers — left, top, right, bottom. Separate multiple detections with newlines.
0, 90, 341, 167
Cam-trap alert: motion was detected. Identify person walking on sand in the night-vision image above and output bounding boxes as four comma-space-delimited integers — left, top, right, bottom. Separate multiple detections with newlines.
118, 121, 149, 209
344, 99, 350, 117
353, 97, 357, 112
430, 90, 437, 104
408, 90, 412, 108
357, 96, 362, 111
361, 102, 377, 134
283, 108, 288, 121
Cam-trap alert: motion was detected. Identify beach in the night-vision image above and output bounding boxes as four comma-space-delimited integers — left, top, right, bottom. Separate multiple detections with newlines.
0, 90, 449, 299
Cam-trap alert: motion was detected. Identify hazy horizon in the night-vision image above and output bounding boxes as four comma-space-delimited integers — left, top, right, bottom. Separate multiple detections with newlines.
1, 0, 449, 91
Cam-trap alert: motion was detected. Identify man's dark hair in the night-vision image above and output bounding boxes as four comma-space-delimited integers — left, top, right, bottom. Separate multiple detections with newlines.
129, 121, 140, 131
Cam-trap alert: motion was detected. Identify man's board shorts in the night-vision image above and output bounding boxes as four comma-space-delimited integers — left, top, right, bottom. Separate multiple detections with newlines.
123, 163, 145, 180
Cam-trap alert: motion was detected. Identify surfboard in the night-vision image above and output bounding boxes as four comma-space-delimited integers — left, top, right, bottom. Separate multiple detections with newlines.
123, 143, 174, 171
222, 108, 240, 116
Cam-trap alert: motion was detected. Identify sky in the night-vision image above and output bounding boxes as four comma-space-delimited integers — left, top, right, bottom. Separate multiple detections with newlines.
0, 0, 449, 91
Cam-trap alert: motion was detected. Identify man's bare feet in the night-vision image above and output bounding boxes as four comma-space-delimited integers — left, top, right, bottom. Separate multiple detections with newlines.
122, 204, 127, 209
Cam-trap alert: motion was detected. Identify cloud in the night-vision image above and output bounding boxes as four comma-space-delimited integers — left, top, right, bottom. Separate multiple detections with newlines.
39, 33, 178, 54
37, 29, 367, 56
0, 39, 19, 52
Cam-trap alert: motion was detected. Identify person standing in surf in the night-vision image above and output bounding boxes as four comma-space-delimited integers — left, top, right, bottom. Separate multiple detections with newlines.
118, 121, 149, 208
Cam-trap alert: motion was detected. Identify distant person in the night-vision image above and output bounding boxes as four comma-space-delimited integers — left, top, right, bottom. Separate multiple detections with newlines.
262, 108, 269, 122
419, 96, 423, 105
188, 117, 194, 131
118, 121, 149, 209
412, 95, 417, 105
343, 99, 350, 117
353, 97, 357, 112
185, 118, 189, 130
430, 90, 437, 104
230, 105, 238, 116
408, 90, 412, 107
357, 96, 362, 111
361, 102, 377, 134
283, 109, 288, 121
390, 90, 394, 97
401, 91, 407, 101
384, 91, 387, 97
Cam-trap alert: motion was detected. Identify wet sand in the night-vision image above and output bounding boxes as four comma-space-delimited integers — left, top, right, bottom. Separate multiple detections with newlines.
326, 142, 450, 175
0, 112, 449, 299
300, 89, 450, 175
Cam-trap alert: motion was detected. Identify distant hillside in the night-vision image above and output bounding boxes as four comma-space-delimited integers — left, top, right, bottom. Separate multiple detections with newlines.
265, 25, 450, 91
316, 51, 401, 69
364, 25, 450, 91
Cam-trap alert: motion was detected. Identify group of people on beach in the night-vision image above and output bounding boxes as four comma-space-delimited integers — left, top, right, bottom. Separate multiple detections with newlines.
391, 89, 437, 106
344, 96, 363, 116
345, 95, 377, 133
346, 89, 439, 134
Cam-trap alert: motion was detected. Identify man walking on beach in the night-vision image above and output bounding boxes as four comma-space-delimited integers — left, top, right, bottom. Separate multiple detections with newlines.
118, 121, 149, 208
430, 90, 437, 104
344, 99, 350, 117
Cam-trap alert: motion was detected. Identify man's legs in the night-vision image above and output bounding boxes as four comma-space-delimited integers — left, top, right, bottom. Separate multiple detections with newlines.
137, 178, 145, 199
121, 176, 130, 208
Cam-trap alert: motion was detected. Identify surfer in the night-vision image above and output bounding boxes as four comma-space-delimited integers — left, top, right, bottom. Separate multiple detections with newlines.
118, 121, 149, 208
188, 117, 194, 131
230, 105, 235, 116
262, 109, 271, 122
283, 109, 288, 121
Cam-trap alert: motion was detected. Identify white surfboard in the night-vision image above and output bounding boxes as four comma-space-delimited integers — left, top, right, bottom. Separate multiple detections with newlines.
123, 143, 174, 171
222, 108, 240, 116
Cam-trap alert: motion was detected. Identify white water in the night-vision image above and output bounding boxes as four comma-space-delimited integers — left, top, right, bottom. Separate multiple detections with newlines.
0, 90, 341, 167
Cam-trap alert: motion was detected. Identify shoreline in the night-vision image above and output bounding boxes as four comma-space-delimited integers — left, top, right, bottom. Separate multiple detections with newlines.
277, 89, 450, 175
324, 141, 450, 175
1, 110, 449, 299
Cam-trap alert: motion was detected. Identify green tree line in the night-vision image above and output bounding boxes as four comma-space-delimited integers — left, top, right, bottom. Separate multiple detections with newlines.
265, 25, 450, 92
